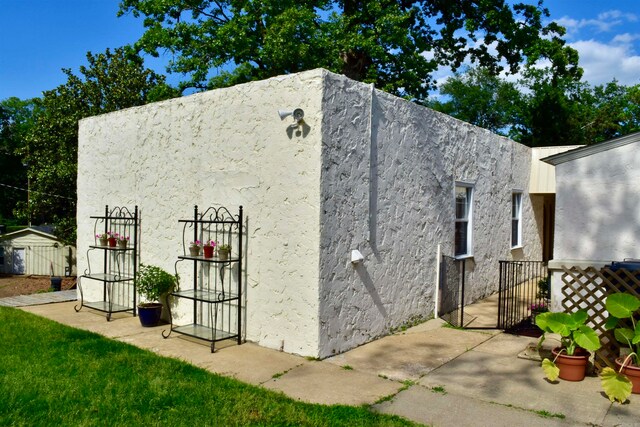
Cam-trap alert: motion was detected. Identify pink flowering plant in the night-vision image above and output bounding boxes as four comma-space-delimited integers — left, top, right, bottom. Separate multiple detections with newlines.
203, 240, 216, 248
189, 240, 201, 247
114, 233, 130, 243
530, 302, 548, 314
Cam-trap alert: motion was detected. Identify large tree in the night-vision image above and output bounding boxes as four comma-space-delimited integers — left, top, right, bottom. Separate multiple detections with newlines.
18, 48, 178, 242
118, 0, 580, 102
0, 98, 38, 224
429, 65, 640, 146
428, 67, 522, 136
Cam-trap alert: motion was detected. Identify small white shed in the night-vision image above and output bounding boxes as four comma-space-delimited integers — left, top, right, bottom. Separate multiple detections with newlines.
0, 227, 76, 276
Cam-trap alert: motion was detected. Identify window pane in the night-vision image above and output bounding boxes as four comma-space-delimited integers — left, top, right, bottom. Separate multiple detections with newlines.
455, 222, 467, 256
512, 219, 519, 246
456, 187, 468, 219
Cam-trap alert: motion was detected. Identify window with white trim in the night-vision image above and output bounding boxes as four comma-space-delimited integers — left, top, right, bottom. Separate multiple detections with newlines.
455, 184, 473, 256
511, 192, 523, 248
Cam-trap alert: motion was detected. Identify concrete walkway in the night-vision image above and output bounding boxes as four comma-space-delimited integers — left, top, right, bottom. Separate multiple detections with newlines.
0, 290, 76, 307
9, 298, 640, 426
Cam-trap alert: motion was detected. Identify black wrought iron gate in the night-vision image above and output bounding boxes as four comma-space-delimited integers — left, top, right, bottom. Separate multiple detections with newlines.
497, 260, 549, 331
438, 255, 465, 328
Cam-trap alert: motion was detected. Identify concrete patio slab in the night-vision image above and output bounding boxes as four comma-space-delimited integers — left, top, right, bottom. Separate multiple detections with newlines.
374, 383, 568, 427
262, 360, 402, 406
417, 335, 640, 425
325, 325, 496, 381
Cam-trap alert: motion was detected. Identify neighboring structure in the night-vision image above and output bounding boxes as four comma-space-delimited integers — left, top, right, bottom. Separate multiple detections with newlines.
77, 68, 542, 358
0, 227, 76, 276
543, 132, 640, 308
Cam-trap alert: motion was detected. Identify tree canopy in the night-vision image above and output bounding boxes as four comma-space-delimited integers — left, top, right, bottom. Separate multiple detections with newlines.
14, 48, 177, 241
118, 0, 580, 102
429, 66, 640, 146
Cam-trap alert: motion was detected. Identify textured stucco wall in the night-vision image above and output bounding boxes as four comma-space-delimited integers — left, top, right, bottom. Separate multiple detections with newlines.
78, 68, 541, 358
554, 142, 640, 261
77, 69, 325, 356
317, 72, 540, 356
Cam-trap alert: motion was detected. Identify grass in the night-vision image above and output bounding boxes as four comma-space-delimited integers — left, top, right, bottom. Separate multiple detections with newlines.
0, 307, 417, 426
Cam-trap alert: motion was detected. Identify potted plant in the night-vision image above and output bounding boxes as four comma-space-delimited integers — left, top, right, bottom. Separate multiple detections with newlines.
115, 233, 129, 249
136, 264, 178, 327
530, 302, 549, 325
600, 292, 640, 403
96, 232, 109, 247
107, 231, 117, 247
189, 240, 202, 257
535, 310, 601, 381
203, 240, 216, 258
217, 243, 231, 261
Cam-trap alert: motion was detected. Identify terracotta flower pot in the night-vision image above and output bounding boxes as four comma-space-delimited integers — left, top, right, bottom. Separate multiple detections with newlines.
118, 240, 127, 249
552, 347, 590, 381
203, 245, 214, 258
616, 357, 640, 394
218, 249, 229, 261
189, 246, 201, 257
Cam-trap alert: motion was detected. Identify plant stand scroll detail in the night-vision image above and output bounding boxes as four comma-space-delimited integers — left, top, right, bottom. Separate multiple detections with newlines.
163, 205, 243, 353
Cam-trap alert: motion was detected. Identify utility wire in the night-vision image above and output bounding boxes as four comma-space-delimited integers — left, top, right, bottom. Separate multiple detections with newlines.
0, 182, 74, 200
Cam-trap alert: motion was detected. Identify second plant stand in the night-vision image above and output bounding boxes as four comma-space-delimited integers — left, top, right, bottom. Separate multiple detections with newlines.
163, 205, 243, 352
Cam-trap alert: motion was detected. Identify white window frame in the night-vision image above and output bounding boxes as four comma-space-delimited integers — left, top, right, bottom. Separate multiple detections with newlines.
454, 182, 474, 258
511, 191, 523, 249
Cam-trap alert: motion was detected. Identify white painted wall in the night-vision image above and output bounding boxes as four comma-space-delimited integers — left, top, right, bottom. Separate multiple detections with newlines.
316, 73, 540, 356
78, 69, 325, 356
78, 69, 541, 358
554, 141, 640, 261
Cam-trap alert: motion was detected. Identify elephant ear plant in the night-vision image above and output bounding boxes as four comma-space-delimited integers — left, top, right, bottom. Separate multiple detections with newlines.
535, 310, 601, 381
600, 293, 640, 403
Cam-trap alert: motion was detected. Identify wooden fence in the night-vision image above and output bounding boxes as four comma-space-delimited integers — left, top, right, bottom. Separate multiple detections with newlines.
559, 265, 640, 371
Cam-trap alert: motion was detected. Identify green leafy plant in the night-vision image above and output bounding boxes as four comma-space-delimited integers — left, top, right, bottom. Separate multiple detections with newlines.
217, 243, 231, 252
136, 264, 178, 305
535, 310, 601, 381
600, 292, 640, 403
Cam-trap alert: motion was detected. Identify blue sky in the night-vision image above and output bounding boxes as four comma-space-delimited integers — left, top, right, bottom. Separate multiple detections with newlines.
0, 0, 638, 101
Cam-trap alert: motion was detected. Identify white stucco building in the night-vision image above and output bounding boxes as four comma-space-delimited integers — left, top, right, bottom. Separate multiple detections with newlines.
543, 132, 640, 308
77, 69, 543, 358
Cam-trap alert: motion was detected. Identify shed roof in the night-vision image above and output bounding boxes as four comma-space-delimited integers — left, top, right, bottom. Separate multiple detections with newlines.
0, 227, 61, 242
542, 132, 640, 166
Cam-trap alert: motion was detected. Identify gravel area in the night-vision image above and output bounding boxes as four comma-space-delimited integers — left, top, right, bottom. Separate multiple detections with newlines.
0, 274, 76, 298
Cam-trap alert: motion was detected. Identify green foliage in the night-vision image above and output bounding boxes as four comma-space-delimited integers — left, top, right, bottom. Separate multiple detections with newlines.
17, 48, 178, 244
0, 98, 38, 221
0, 307, 415, 426
600, 367, 632, 404
605, 293, 640, 366
540, 358, 560, 382
431, 65, 640, 147
119, 0, 576, 103
429, 67, 522, 136
535, 310, 601, 355
136, 264, 179, 303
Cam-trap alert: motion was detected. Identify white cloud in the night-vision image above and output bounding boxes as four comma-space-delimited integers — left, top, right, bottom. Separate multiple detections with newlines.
556, 10, 638, 37
571, 39, 640, 85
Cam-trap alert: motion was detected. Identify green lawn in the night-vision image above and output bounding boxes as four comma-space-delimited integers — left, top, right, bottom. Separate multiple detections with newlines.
0, 307, 417, 426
